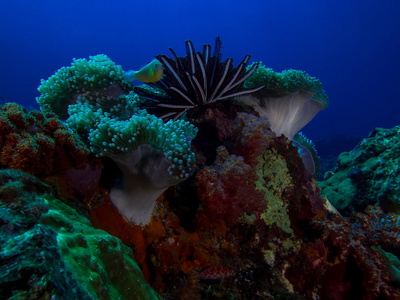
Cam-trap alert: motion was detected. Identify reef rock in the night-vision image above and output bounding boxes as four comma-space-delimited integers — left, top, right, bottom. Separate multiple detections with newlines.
91, 112, 400, 299
0, 169, 159, 300
319, 126, 400, 214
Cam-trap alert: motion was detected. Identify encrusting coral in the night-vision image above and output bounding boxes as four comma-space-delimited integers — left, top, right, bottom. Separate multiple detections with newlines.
195, 145, 266, 229
240, 63, 329, 140
0, 102, 89, 177
319, 125, 400, 215
0, 169, 160, 299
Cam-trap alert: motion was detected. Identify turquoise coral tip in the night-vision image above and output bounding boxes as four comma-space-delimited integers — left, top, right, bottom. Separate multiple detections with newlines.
244, 63, 328, 103
37, 54, 133, 119
89, 110, 197, 180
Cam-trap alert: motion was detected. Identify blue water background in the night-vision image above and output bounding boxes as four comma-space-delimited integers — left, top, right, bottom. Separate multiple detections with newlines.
1, 0, 399, 150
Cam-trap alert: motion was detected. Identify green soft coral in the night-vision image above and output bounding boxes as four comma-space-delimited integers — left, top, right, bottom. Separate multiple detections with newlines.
244, 62, 328, 104
88, 109, 197, 180
67, 93, 140, 138
37, 54, 133, 119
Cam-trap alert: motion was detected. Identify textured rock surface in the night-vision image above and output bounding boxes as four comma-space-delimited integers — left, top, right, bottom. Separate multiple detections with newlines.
319, 126, 400, 214
0, 169, 159, 300
91, 112, 400, 299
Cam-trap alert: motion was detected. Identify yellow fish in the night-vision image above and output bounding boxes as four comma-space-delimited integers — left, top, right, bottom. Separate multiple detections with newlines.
124, 59, 163, 83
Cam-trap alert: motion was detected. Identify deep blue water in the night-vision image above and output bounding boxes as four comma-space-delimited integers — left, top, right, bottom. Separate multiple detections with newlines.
1, 0, 399, 149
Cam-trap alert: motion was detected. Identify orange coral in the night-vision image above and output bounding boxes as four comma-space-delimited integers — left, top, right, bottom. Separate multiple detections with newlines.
90, 192, 218, 291
0, 103, 88, 176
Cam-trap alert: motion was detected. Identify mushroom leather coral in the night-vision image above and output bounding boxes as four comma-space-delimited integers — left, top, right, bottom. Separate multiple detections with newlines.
241, 64, 329, 140
242, 91, 326, 140
67, 94, 198, 225
293, 131, 320, 177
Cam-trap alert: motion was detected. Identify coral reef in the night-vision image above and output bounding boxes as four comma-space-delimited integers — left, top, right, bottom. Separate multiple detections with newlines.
89, 111, 400, 299
192, 113, 399, 299
90, 193, 218, 293
0, 102, 89, 177
195, 145, 266, 229
319, 126, 400, 214
305, 206, 400, 299
0, 169, 160, 299
3, 41, 399, 299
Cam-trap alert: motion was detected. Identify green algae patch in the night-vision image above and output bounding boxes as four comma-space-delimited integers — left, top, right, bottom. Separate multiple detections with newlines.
255, 149, 294, 235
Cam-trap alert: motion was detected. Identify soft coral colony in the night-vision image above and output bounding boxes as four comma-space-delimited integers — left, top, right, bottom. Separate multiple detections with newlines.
1, 38, 399, 299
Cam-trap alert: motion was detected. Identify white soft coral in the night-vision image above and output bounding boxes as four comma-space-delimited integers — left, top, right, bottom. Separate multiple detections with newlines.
240, 63, 329, 140
241, 90, 327, 140
109, 144, 186, 225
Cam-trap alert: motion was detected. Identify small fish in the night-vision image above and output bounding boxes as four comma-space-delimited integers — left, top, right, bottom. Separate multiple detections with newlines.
124, 59, 163, 83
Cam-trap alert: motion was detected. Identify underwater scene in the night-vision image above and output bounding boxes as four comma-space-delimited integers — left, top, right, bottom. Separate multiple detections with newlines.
1, 1, 400, 299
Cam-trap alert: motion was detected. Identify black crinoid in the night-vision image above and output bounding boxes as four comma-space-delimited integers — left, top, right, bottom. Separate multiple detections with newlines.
134, 37, 264, 121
